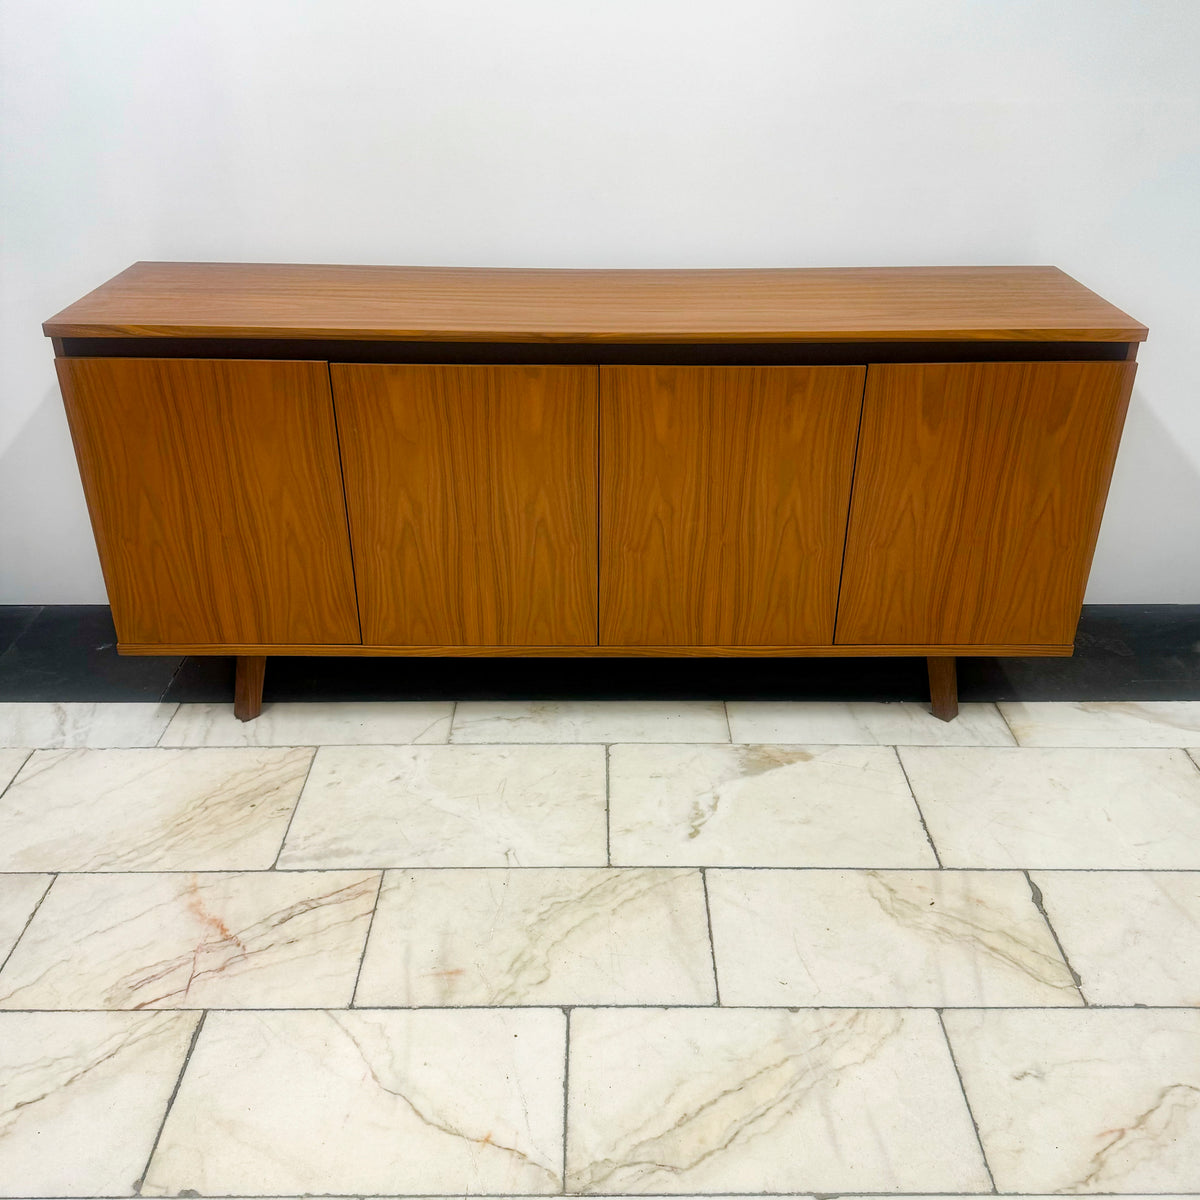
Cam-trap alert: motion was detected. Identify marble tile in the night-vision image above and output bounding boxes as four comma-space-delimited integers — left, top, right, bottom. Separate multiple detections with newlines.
0, 870, 379, 1009
566, 1007, 990, 1193
727, 700, 1016, 746
0, 701, 177, 748
0, 874, 51, 964
0, 748, 31, 793
0, 747, 311, 871
450, 699, 729, 743
278, 745, 606, 868
142, 1009, 565, 1196
707, 869, 1079, 1007
609, 744, 936, 867
999, 699, 1200, 746
0, 1009, 199, 1196
160, 700, 454, 746
943, 1009, 1200, 1192
1032, 870, 1200, 1006
355, 867, 714, 1006
901, 747, 1200, 868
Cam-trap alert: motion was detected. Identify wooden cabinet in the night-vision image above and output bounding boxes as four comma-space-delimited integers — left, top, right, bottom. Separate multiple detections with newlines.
55, 357, 359, 647
599, 366, 863, 646
44, 263, 1147, 719
332, 364, 597, 647
835, 361, 1135, 648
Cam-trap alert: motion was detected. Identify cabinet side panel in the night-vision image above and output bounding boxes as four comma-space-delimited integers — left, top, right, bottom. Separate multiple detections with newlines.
55, 357, 361, 645
835, 360, 1135, 646
600, 365, 864, 646
331, 364, 598, 646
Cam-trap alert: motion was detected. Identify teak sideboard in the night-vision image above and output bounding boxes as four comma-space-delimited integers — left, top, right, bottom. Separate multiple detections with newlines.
44, 263, 1147, 721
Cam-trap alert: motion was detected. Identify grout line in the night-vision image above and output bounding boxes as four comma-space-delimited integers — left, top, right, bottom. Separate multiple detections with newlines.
5, 733, 1200, 749
0, 748, 35, 805
114, 1192, 1200, 1198
112, 1193, 1200, 1198
3, 864, 1200, 875
936, 1008, 998, 1193
604, 745, 612, 867
561, 1006, 571, 1192
1024, 869, 1087, 1004
893, 747, 942, 868
135, 1009, 207, 1194
992, 701, 1021, 746
269, 747, 319, 869
446, 699, 458, 745
157, 654, 188, 708
0, 1002, 1191, 1012
700, 867, 722, 1006
349, 871, 387, 1007
402, 737, 744, 747
153, 702, 182, 746
722, 700, 733, 742
0, 872, 56, 977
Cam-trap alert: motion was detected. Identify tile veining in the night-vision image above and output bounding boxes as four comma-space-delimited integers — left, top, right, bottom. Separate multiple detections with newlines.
141, 1008, 566, 1196
566, 1007, 990, 1193
943, 1008, 1200, 1192
0, 1009, 199, 1196
278, 744, 606, 868
355, 867, 714, 1006
0, 697, 1193, 1196
610, 743, 936, 866
0, 747, 311, 872
707, 868, 1079, 1006
0, 870, 379, 1009
160, 700, 455, 747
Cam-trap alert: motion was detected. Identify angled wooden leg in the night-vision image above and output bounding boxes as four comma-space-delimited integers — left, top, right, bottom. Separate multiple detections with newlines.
927, 656, 958, 722
234, 655, 266, 722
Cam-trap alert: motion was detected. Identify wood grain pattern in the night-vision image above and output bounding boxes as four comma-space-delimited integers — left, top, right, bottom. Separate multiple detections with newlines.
600, 366, 864, 646
43, 262, 1148, 343
835, 361, 1136, 647
332, 364, 597, 646
56, 358, 361, 646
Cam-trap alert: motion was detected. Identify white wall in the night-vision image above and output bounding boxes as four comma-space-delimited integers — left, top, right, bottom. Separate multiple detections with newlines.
2, 0, 1198, 603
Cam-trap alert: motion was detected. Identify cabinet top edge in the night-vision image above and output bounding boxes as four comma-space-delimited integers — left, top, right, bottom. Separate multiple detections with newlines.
43, 262, 1149, 343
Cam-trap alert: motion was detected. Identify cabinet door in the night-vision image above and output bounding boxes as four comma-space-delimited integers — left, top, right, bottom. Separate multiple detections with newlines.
332, 364, 597, 646
56, 357, 360, 646
835, 361, 1135, 647
600, 366, 865, 646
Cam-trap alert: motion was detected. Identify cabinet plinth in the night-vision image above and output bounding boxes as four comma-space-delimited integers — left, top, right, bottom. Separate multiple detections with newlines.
46, 264, 1146, 719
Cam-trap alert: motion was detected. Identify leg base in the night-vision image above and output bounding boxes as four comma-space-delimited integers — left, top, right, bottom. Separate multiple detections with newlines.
233, 655, 266, 722
927, 655, 958, 722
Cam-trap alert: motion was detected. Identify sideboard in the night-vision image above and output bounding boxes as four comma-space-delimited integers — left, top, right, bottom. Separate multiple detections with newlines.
44, 263, 1146, 721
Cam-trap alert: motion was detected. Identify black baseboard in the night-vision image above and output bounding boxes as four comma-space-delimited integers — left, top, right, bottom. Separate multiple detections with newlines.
1, 604, 1198, 705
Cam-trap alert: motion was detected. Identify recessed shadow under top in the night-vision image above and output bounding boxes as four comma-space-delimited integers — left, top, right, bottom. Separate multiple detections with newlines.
0, 605, 1197, 705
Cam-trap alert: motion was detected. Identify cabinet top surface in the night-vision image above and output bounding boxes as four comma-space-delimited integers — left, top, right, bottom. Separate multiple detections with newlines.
44, 262, 1147, 343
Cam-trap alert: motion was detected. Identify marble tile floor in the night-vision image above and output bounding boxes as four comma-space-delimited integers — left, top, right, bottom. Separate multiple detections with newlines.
0, 699, 1198, 1197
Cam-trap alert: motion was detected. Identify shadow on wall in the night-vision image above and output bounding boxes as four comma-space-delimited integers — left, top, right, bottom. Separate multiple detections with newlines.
1086, 385, 1200, 603
0, 385, 107, 604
